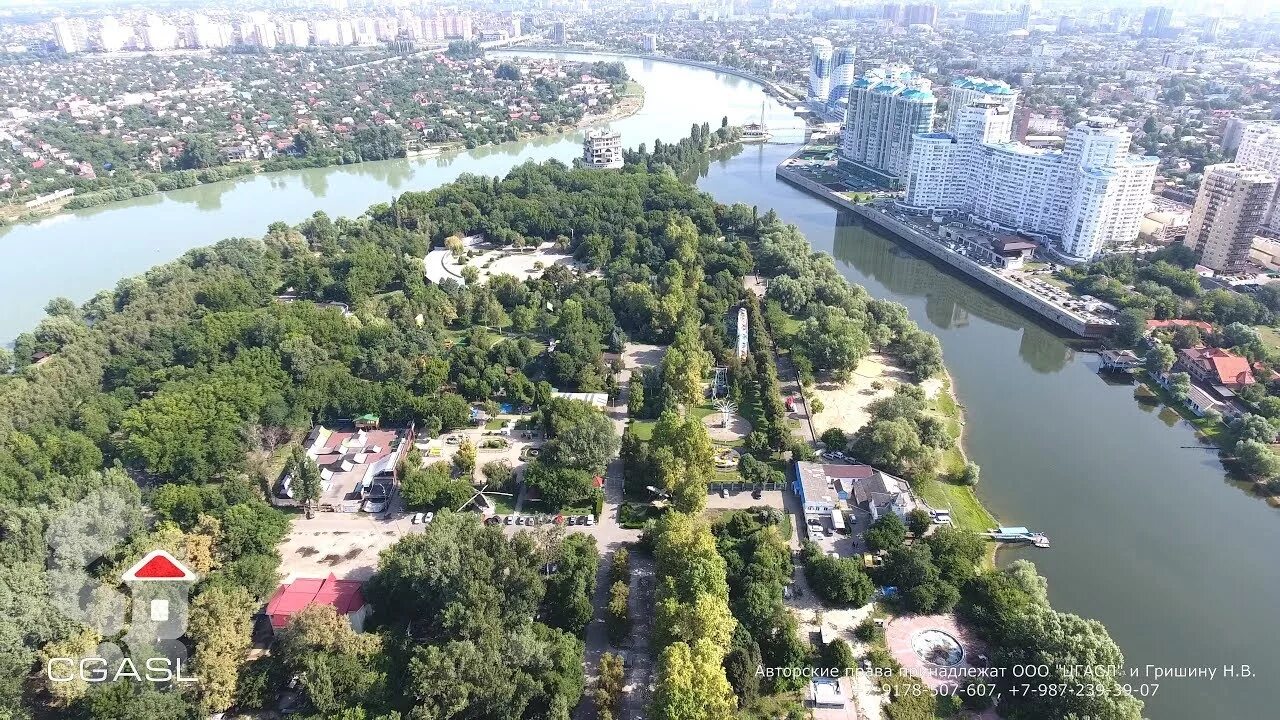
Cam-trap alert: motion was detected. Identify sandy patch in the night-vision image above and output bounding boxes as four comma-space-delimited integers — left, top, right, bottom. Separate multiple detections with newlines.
445, 242, 589, 284
809, 353, 913, 439
702, 412, 751, 442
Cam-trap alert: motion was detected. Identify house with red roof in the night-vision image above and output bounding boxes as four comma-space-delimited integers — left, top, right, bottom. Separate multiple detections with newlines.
1145, 319, 1214, 335
1177, 346, 1256, 390
265, 574, 369, 633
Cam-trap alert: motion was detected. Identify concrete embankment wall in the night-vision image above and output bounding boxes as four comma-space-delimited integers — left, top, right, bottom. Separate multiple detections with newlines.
775, 166, 1110, 339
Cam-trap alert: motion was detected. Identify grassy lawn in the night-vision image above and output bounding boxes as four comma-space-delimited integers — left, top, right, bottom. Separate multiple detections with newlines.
488, 493, 518, 515
1255, 325, 1280, 354
484, 418, 506, 430
629, 419, 656, 441
917, 373, 999, 544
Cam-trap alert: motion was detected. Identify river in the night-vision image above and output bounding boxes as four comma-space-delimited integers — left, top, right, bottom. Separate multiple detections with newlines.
2, 51, 1275, 720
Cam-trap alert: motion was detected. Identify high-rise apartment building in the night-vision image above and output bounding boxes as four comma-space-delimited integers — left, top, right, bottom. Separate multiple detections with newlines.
1141, 6, 1173, 38
903, 3, 938, 27
1183, 165, 1277, 272
583, 130, 624, 169
841, 68, 936, 182
1234, 122, 1280, 232
99, 16, 131, 52
965, 10, 1024, 34
807, 38, 834, 105
946, 77, 1018, 134
827, 45, 857, 113
141, 15, 178, 51
313, 20, 340, 45
906, 113, 1157, 262
551, 21, 567, 45
642, 34, 658, 53
52, 17, 85, 53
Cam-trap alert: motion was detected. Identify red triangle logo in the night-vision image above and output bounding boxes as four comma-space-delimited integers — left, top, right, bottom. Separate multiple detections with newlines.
122, 550, 197, 582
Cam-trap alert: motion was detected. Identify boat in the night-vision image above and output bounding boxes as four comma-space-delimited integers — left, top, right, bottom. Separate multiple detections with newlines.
741, 100, 772, 143
987, 526, 1050, 548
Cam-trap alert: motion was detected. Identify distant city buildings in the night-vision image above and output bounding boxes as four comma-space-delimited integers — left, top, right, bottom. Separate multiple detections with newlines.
840, 67, 935, 183
903, 3, 938, 28
964, 9, 1025, 35
1184, 164, 1277, 272
583, 129, 623, 169
807, 37, 833, 105
905, 113, 1157, 262
552, 21, 567, 45
642, 33, 658, 53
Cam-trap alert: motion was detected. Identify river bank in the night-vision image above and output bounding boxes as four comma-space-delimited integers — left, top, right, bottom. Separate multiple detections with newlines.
0, 74, 646, 231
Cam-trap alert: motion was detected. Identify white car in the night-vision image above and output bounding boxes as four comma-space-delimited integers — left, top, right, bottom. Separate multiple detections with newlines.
411, 513, 423, 524
424, 512, 435, 524
584, 516, 595, 527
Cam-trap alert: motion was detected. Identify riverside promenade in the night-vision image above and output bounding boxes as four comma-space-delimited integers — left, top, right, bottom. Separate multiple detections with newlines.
774, 149, 1115, 339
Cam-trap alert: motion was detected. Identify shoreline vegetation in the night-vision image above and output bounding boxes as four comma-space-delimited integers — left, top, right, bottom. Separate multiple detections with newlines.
0, 59, 647, 230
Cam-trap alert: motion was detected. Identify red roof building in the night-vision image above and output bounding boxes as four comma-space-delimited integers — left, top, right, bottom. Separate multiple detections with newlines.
265, 574, 369, 633
1177, 346, 1257, 389
1146, 319, 1214, 334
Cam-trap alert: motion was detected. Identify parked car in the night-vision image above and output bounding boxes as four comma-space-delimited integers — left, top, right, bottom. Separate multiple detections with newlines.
585, 516, 595, 527
719, 487, 727, 498
424, 512, 434, 524
411, 513, 423, 524
751, 488, 762, 500
504, 515, 514, 525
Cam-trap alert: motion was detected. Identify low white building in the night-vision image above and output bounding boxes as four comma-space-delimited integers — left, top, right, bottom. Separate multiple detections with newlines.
582, 130, 624, 169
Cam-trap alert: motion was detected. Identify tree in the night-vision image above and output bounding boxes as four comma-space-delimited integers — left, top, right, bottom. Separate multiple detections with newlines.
1115, 308, 1151, 348
820, 427, 848, 450
1235, 439, 1280, 479
1234, 414, 1277, 444
481, 460, 515, 490
188, 586, 254, 713
453, 437, 477, 478
650, 639, 737, 720
627, 379, 645, 417
906, 507, 932, 537
1166, 371, 1192, 402
650, 410, 715, 513
288, 446, 322, 516
804, 548, 874, 606
1145, 342, 1176, 374
607, 581, 630, 645
180, 135, 220, 169
276, 604, 387, 716
1171, 324, 1203, 349
401, 461, 457, 509
542, 408, 619, 474
524, 460, 593, 510
597, 652, 625, 715
865, 513, 907, 552
957, 461, 980, 486
822, 638, 856, 673
219, 501, 289, 558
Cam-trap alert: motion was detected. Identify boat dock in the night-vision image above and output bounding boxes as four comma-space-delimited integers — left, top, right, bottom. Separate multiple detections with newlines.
985, 526, 1050, 548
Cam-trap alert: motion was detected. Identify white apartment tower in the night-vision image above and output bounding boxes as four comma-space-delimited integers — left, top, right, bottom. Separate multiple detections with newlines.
142, 15, 178, 50
1183, 164, 1278, 272
583, 130, 624, 169
947, 77, 1018, 133
52, 17, 85, 53
807, 38, 834, 104
1233, 122, 1280, 233
841, 68, 936, 182
827, 45, 857, 112
99, 16, 131, 52
906, 114, 1157, 262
